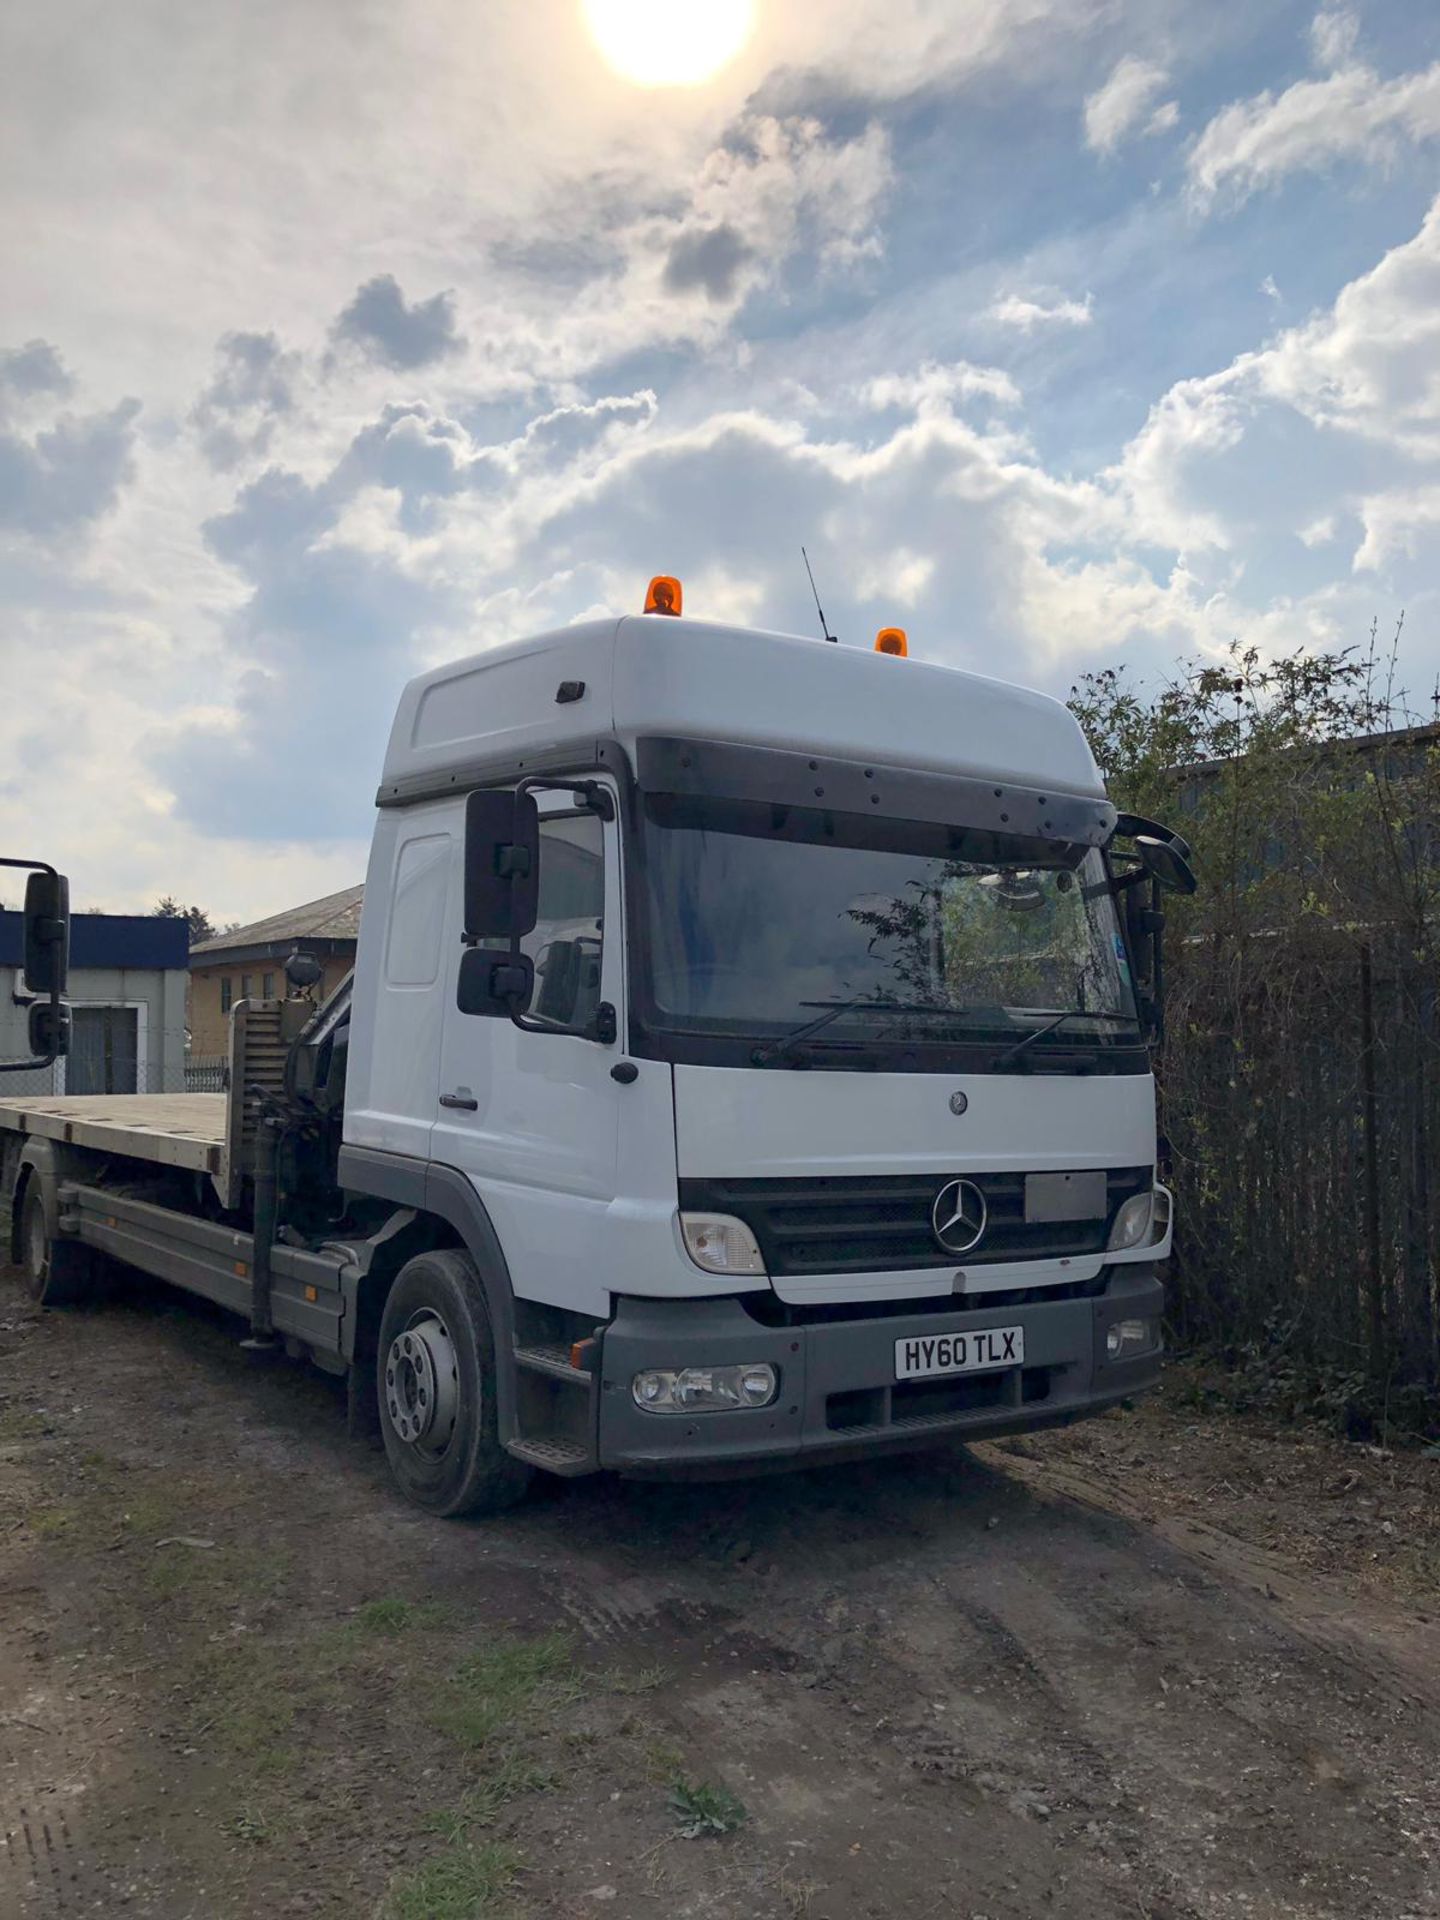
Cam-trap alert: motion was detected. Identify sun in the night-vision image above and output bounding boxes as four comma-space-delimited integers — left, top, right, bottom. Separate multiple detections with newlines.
582, 0, 755, 89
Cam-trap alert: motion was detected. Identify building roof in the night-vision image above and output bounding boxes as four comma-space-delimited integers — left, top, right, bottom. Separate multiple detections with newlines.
190, 885, 364, 966
0, 911, 189, 972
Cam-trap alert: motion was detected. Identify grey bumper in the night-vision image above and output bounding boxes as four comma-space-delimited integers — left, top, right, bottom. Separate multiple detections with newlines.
596, 1265, 1163, 1476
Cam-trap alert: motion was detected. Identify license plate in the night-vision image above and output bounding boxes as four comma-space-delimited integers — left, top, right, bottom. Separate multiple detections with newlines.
894, 1326, 1024, 1381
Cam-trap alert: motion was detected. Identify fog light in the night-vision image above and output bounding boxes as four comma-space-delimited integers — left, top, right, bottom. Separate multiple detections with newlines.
1105, 1317, 1157, 1359
1107, 1190, 1156, 1251
631, 1363, 779, 1413
680, 1212, 766, 1275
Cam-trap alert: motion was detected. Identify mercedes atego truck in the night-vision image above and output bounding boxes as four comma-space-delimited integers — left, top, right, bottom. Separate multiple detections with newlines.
1, 582, 1195, 1516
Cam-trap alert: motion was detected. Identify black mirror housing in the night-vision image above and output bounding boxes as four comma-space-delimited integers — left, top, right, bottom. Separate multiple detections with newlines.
28, 999, 70, 1059
1135, 835, 1197, 896
23, 870, 69, 996
463, 791, 540, 942
457, 946, 535, 1018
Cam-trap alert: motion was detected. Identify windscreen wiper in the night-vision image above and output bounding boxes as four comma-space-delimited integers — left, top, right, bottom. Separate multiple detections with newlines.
994, 1008, 1137, 1070
752, 997, 957, 1067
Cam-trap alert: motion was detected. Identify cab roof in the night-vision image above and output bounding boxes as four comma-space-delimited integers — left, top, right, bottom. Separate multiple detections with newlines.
378, 615, 1106, 806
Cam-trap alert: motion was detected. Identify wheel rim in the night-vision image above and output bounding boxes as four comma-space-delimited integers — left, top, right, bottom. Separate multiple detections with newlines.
25, 1197, 48, 1284
383, 1309, 461, 1457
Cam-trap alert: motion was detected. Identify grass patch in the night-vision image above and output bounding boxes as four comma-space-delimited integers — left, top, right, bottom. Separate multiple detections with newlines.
432, 1632, 580, 1751
0, 1408, 47, 1442
385, 1841, 521, 1920
600, 1661, 669, 1695
424, 1756, 561, 1840
669, 1776, 748, 1838
28, 1502, 78, 1538
353, 1595, 455, 1636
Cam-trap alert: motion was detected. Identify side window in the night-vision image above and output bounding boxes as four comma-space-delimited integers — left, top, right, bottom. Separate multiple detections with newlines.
386, 833, 451, 987
220, 977, 233, 1014
520, 814, 605, 1028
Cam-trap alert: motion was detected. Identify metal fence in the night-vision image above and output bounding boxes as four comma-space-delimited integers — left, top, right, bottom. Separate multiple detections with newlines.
0, 1034, 228, 1098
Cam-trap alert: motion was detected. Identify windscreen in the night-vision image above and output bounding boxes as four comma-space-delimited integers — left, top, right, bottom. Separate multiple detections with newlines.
638, 793, 1138, 1052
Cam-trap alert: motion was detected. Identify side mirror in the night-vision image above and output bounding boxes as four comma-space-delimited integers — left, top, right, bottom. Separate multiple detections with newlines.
28, 999, 70, 1059
23, 869, 69, 996
457, 946, 535, 1019
463, 791, 540, 943
1134, 835, 1197, 896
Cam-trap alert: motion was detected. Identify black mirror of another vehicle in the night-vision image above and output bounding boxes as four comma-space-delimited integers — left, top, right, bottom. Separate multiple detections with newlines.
23, 869, 69, 996
1135, 835, 1198, 896
463, 790, 540, 943
457, 946, 535, 1018
28, 999, 71, 1059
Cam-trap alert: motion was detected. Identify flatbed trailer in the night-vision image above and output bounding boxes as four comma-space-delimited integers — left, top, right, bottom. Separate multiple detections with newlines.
0, 1065, 360, 1384
0, 1094, 226, 1174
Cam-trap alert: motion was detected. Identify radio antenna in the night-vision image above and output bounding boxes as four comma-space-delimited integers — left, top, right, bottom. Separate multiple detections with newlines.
801, 546, 837, 643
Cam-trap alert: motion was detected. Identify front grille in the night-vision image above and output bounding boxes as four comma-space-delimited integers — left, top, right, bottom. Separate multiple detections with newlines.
679, 1169, 1151, 1276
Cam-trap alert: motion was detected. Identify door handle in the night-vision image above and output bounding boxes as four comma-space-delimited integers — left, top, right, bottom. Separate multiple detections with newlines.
439, 1092, 478, 1111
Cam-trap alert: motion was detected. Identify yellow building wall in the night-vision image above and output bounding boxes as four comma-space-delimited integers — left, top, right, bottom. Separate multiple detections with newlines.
187, 953, 355, 1057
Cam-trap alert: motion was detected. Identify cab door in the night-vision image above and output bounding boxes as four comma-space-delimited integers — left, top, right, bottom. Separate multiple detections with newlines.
434, 787, 623, 1318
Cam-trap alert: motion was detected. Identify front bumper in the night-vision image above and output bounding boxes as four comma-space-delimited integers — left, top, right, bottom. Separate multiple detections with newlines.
595, 1265, 1163, 1476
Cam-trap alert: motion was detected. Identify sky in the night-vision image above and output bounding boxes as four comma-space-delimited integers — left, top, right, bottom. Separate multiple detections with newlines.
2, 0, 1438, 923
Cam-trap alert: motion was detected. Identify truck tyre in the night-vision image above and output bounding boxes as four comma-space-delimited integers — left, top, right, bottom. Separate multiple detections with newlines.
20, 1182, 94, 1308
376, 1248, 533, 1518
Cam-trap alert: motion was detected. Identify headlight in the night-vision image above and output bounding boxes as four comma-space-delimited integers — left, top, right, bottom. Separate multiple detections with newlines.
1107, 1190, 1156, 1251
680, 1212, 765, 1275
632, 1364, 779, 1413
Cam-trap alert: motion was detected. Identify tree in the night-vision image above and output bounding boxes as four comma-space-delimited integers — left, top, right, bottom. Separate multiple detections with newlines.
152, 898, 227, 945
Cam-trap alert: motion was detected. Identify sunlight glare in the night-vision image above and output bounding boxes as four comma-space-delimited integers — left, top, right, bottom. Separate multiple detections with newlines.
582, 0, 755, 89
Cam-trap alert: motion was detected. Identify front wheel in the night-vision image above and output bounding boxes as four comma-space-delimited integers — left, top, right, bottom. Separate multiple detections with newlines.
376, 1248, 533, 1518
20, 1182, 94, 1308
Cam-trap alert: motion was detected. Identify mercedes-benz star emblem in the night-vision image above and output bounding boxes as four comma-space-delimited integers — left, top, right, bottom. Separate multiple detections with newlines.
949, 1091, 968, 1116
932, 1178, 987, 1254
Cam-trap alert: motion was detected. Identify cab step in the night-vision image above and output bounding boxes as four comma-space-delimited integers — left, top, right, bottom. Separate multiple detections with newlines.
514, 1343, 592, 1384
507, 1434, 593, 1474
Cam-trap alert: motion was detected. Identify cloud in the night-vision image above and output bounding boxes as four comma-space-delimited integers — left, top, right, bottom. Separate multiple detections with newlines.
663, 224, 757, 301
332, 274, 466, 371
861, 361, 1021, 412
0, 397, 141, 538
191, 330, 301, 470
1188, 45, 1440, 210
1310, 6, 1360, 71
1083, 57, 1177, 156
0, 340, 72, 404
990, 291, 1093, 331
1353, 486, 1440, 571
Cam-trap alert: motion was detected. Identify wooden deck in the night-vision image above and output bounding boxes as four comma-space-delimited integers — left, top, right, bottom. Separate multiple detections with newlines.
0, 1094, 226, 1175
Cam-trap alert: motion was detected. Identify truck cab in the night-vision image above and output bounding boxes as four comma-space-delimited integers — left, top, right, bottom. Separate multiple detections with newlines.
336, 604, 1187, 1508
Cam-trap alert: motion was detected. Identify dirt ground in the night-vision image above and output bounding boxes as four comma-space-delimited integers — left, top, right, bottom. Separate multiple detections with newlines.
3, 1260, 1438, 1920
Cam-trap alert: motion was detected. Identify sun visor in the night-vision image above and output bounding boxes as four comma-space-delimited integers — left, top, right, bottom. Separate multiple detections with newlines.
634, 736, 1117, 849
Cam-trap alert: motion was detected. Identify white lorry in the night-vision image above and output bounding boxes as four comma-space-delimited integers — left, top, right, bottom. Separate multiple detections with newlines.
1, 586, 1194, 1515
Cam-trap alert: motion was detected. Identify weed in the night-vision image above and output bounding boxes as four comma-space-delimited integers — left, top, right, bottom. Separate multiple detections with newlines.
227, 1804, 274, 1846
601, 1661, 669, 1695
669, 1776, 748, 1838
385, 1841, 521, 1920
